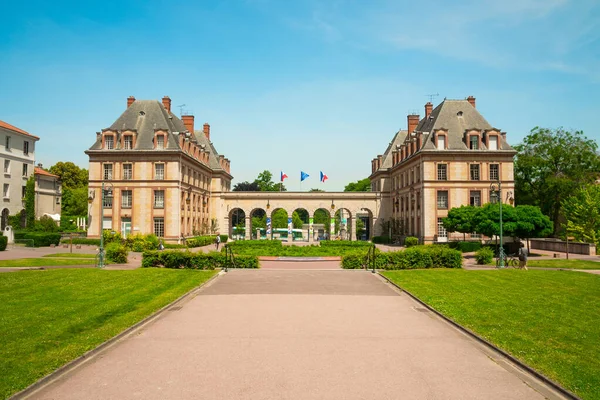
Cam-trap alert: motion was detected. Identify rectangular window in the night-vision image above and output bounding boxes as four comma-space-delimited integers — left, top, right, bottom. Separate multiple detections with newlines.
3, 184, 9, 198
489, 136, 498, 150
121, 190, 132, 208
470, 164, 480, 181
156, 135, 164, 149
470, 190, 481, 207
489, 164, 499, 181
470, 136, 479, 150
154, 217, 164, 237
22, 163, 28, 177
124, 136, 133, 150
437, 135, 445, 150
103, 164, 113, 180
155, 164, 164, 180
437, 164, 447, 181
437, 218, 447, 238
437, 191, 448, 209
154, 190, 164, 208
102, 216, 112, 230
5, 136, 10, 150
23, 141, 29, 155
4, 160, 9, 173
22, 186, 26, 199
123, 164, 132, 180
103, 195, 113, 209
105, 136, 114, 149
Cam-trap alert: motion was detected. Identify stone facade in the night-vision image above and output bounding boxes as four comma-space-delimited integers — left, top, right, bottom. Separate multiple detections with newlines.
0, 120, 39, 230
86, 96, 232, 243
370, 96, 516, 243
34, 166, 62, 220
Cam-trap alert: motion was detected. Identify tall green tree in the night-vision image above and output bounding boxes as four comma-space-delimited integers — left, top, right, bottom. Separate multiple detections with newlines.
344, 178, 371, 192
25, 176, 35, 227
61, 187, 89, 216
513, 205, 553, 243
562, 184, 600, 246
48, 162, 88, 188
514, 127, 600, 235
232, 181, 259, 191
233, 171, 287, 192
442, 206, 478, 240
471, 203, 518, 239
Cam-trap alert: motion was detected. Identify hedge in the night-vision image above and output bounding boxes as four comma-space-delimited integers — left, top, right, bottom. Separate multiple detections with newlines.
142, 250, 259, 269
106, 242, 128, 263
448, 241, 482, 253
185, 235, 229, 248
475, 247, 494, 265
319, 240, 372, 248
404, 237, 419, 247
0, 235, 7, 251
14, 232, 61, 247
372, 236, 392, 244
341, 245, 462, 269
60, 238, 101, 246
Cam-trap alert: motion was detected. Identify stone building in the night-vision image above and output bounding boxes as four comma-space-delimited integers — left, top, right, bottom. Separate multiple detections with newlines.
34, 166, 62, 221
0, 120, 39, 230
86, 96, 232, 242
369, 96, 516, 243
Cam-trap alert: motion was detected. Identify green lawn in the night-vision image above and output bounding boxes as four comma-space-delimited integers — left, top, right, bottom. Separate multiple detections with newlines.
382, 269, 600, 400
42, 253, 96, 259
528, 259, 600, 269
0, 258, 96, 267
0, 268, 216, 399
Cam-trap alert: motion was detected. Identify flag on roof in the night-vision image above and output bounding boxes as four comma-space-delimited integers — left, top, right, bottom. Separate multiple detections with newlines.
320, 171, 328, 183
300, 171, 309, 181
280, 171, 288, 181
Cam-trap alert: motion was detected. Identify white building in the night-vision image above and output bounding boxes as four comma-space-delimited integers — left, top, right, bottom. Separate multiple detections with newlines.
0, 120, 39, 229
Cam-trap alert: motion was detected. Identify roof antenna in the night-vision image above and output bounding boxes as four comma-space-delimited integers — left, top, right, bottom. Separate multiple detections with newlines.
425, 93, 439, 103
177, 104, 186, 116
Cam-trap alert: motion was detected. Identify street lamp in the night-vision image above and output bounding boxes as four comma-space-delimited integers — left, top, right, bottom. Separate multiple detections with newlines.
490, 181, 505, 268
98, 182, 113, 269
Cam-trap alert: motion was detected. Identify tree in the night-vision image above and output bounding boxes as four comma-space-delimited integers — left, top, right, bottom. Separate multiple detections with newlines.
271, 209, 288, 229
233, 181, 260, 191
344, 178, 370, 192
562, 184, 600, 246
313, 209, 330, 233
25, 176, 35, 227
513, 205, 553, 245
309, 188, 324, 192
61, 187, 89, 216
442, 206, 478, 240
48, 162, 88, 188
292, 211, 303, 229
471, 203, 518, 239
514, 127, 600, 235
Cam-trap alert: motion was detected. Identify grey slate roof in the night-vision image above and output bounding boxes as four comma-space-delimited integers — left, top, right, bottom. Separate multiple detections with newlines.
380, 130, 408, 169
86, 100, 228, 175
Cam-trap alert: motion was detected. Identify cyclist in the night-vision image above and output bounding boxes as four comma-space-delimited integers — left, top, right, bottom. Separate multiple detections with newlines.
518, 242, 528, 270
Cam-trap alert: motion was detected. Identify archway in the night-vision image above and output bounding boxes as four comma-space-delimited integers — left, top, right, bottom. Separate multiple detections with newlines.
292, 208, 309, 242
358, 208, 374, 241
269, 208, 289, 241
313, 208, 331, 241
1, 208, 9, 231
334, 208, 353, 240
249, 208, 267, 239
229, 208, 246, 240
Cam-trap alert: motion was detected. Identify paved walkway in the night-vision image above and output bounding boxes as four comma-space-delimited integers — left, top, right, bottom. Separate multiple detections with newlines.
28, 268, 562, 400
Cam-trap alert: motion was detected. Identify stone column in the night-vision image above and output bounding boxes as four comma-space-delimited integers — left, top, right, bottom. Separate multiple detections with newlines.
371, 217, 378, 239
308, 216, 314, 243
350, 216, 357, 241
330, 217, 335, 240
245, 214, 251, 240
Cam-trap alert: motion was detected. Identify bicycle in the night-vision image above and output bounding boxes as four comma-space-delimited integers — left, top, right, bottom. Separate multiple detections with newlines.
495, 253, 518, 268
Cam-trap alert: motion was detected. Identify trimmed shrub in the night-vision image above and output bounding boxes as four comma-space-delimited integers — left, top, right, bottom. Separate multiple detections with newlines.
475, 247, 494, 265
164, 243, 187, 249
61, 238, 101, 246
404, 237, 419, 247
0, 235, 7, 251
426, 245, 463, 268
320, 240, 371, 248
142, 250, 259, 269
341, 254, 365, 269
125, 234, 160, 252
186, 235, 223, 248
448, 241, 482, 253
106, 242, 128, 264
219, 234, 229, 244
103, 230, 122, 245
17, 232, 61, 247
343, 245, 462, 270
372, 236, 392, 244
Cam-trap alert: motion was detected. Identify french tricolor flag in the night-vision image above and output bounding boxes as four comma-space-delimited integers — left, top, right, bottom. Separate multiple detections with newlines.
320, 171, 328, 183
280, 171, 288, 182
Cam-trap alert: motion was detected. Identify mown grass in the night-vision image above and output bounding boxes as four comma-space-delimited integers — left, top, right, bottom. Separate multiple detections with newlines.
42, 253, 96, 259
382, 269, 600, 400
0, 258, 96, 268
0, 268, 216, 399
528, 259, 600, 270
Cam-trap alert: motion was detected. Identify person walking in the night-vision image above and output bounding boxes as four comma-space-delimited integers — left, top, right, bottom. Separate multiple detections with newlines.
215, 234, 221, 250
518, 242, 528, 270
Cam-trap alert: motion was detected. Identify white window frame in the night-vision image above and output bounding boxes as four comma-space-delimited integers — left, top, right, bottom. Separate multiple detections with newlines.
490, 164, 499, 181
103, 164, 113, 180
437, 164, 447, 181
124, 135, 133, 150
123, 164, 133, 180
154, 190, 164, 209
105, 136, 114, 150
121, 190, 132, 208
437, 191, 448, 209
470, 164, 480, 181
155, 163, 165, 180
154, 217, 165, 237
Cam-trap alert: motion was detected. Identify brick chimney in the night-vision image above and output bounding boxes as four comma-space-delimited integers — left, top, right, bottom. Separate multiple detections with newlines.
127, 96, 136, 108
203, 123, 210, 141
467, 96, 476, 108
182, 114, 194, 133
162, 96, 171, 113
425, 102, 433, 118
407, 114, 420, 134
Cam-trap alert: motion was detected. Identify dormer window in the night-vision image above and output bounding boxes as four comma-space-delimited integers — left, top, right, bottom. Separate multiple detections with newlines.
156, 135, 165, 149
124, 135, 133, 150
469, 135, 479, 150
436, 133, 447, 150
105, 136, 114, 150
488, 135, 498, 150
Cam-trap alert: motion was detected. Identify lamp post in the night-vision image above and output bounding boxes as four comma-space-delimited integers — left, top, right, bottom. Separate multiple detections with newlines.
98, 182, 113, 269
490, 181, 504, 268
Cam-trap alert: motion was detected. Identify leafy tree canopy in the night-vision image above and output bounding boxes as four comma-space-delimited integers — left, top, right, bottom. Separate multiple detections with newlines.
232, 181, 259, 191
48, 162, 88, 189
232, 170, 286, 192
562, 184, 600, 246
442, 206, 478, 238
61, 187, 89, 217
344, 178, 371, 192
514, 127, 600, 235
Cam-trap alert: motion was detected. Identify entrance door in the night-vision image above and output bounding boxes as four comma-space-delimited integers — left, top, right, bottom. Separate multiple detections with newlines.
121, 218, 132, 238
1, 208, 9, 231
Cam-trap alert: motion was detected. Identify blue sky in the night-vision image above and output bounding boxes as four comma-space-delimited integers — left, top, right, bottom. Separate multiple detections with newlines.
1, 0, 599, 191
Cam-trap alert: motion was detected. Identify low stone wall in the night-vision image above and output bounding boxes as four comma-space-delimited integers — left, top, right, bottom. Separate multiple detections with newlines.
529, 238, 596, 255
